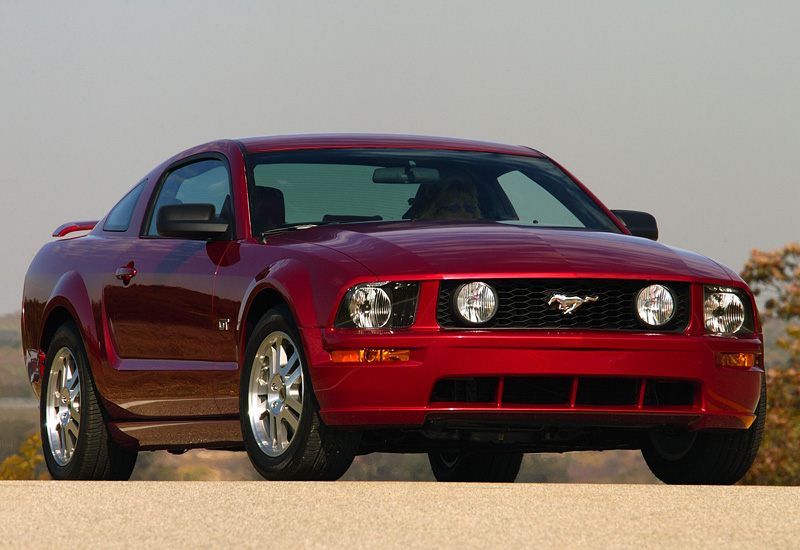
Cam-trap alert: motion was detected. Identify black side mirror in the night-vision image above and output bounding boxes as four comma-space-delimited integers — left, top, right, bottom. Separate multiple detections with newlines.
611, 210, 658, 241
156, 203, 229, 239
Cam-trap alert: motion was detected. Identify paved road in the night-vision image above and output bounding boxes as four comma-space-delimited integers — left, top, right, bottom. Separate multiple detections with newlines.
0, 481, 797, 549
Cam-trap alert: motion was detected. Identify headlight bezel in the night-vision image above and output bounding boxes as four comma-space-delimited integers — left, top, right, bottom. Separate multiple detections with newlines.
334, 281, 420, 329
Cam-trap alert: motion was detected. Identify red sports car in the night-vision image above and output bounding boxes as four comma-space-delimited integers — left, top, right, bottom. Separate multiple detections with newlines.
22, 134, 764, 483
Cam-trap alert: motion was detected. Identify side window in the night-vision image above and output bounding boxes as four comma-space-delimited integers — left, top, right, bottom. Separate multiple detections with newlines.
104, 180, 146, 232
497, 170, 583, 227
145, 158, 232, 237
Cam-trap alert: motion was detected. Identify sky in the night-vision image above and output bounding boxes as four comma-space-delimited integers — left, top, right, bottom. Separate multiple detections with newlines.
1, 1, 798, 315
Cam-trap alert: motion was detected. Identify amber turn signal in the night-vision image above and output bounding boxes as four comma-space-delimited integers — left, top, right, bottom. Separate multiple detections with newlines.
716, 352, 756, 368
331, 349, 411, 363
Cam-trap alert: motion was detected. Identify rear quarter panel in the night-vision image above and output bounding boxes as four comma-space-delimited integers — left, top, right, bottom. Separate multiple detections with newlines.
22, 234, 131, 398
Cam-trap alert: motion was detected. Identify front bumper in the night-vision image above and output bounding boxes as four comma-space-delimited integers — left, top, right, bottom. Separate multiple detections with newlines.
307, 328, 763, 431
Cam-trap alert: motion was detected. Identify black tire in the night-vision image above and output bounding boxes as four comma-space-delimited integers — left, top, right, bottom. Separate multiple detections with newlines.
429, 450, 523, 482
240, 306, 360, 480
641, 376, 766, 485
40, 322, 137, 480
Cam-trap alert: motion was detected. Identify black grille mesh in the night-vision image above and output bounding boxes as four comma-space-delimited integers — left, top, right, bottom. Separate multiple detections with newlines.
429, 376, 697, 408
437, 279, 691, 332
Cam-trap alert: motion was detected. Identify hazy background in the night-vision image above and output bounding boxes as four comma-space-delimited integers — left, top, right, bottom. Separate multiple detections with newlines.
1, 1, 798, 315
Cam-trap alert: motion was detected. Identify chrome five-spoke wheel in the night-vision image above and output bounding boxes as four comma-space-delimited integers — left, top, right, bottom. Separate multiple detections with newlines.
247, 330, 305, 457
240, 306, 360, 480
45, 347, 82, 466
40, 322, 137, 480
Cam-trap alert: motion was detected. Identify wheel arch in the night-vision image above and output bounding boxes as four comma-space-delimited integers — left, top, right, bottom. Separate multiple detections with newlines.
241, 287, 291, 358
40, 306, 78, 360
39, 271, 105, 394
236, 259, 322, 366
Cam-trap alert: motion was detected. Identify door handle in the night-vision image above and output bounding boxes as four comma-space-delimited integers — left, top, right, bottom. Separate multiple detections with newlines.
115, 263, 137, 284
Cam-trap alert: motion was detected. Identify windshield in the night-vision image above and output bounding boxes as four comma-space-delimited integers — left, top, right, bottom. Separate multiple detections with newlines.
245, 149, 620, 236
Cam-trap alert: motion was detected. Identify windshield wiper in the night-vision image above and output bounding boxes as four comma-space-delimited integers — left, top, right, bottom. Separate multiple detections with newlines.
259, 221, 337, 237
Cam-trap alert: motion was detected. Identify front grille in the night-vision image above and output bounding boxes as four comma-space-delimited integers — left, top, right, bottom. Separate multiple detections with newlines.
437, 279, 691, 332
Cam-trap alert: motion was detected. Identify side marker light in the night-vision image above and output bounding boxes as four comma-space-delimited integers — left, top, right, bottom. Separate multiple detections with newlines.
716, 352, 756, 369
331, 349, 411, 363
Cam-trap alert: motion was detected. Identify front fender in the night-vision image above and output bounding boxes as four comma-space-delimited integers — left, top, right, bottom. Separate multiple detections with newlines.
239, 259, 317, 332
235, 245, 377, 346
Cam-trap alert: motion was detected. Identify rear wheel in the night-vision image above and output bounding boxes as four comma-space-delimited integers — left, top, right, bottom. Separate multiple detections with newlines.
428, 450, 523, 482
240, 306, 360, 480
40, 322, 137, 480
641, 376, 766, 485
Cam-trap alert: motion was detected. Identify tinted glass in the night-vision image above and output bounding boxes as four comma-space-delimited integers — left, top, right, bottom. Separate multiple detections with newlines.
246, 149, 620, 236
104, 180, 146, 232
145, 158, 232, 236
497, 171, 583, 227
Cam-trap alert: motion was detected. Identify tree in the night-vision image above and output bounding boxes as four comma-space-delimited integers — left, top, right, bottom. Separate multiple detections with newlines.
740, 243, 800, 485
0, 433, 44, 480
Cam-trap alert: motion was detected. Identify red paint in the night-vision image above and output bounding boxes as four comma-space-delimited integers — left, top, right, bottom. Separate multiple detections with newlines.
52, 220, 98, 237
21, 134, 763, 453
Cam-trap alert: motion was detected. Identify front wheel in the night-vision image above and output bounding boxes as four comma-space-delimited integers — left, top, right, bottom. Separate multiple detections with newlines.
428, 450, 523, 482
240, 306, 360, 480
40, 322, 137, 480
641, 376, 766, 485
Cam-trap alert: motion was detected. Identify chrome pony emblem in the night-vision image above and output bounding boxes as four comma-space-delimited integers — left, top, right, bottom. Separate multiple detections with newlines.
547, 294, 599, 314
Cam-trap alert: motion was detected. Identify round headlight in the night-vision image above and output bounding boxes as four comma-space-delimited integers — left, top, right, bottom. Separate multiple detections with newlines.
455, 282, 498, 325
348, 285, 392, 328
704, 291, 745, 333
636, 285, 675, 326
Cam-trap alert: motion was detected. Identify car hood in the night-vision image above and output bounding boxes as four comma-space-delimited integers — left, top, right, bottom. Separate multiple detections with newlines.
271, 221, 733, 281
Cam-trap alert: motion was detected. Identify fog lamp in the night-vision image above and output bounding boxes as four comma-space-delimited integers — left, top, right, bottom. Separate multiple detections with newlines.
455, 282, 498, 325
635, 284, 675, 326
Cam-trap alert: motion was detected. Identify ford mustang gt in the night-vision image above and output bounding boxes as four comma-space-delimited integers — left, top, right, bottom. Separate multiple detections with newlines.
22, 134, 764, 483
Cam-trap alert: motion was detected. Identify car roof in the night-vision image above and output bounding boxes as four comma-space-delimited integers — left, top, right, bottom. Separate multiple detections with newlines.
235, 134, 545, 157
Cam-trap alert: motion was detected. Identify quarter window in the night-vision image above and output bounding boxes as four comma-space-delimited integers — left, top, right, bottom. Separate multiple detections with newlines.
104, 180, 146, 232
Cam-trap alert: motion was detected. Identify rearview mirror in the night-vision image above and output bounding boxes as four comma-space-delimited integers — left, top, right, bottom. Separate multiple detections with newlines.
156, 203, 229, 239
611, 210, 658, 241
373, 166, 440, 184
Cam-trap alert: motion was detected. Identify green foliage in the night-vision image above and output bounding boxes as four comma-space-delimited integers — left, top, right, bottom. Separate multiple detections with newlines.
740, 367, 800, 485
740, 243, 800, 485
0, 432, 44, 480
742, 243, 800, 362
